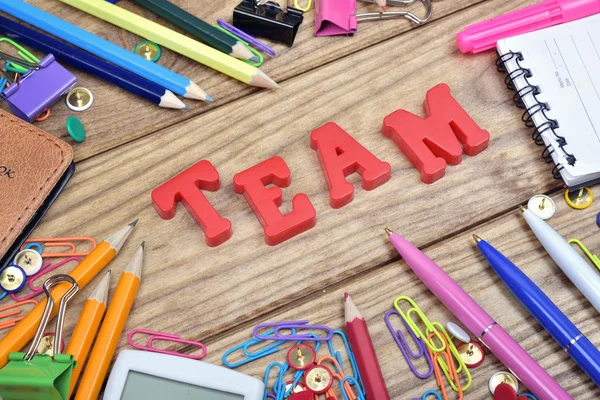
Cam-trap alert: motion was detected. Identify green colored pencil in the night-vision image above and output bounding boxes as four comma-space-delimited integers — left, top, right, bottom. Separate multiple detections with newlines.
130, 0, 258, 62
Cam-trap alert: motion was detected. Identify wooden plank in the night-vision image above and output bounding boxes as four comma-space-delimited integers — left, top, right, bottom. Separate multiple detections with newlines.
1, 0, 562, 366
201, 188, 600, 399
8, 0, 527, 161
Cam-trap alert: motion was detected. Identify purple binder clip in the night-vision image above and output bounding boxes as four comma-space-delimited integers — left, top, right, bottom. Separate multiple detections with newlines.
1, 54, 77, 122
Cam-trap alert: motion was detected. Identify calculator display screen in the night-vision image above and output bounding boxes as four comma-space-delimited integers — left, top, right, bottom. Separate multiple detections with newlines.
121, 370, 245, 399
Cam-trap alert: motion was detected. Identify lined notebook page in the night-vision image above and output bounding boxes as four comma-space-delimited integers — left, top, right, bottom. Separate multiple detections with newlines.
497, 16, 600, 187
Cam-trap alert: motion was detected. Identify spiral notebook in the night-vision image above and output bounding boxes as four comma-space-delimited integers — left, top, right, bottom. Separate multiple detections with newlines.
496, 15, 600, 188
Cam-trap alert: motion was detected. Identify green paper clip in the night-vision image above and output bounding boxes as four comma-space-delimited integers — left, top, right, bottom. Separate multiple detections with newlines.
212, 24, 263, 67
0, 274, 79, 400
0, 37, 39, 74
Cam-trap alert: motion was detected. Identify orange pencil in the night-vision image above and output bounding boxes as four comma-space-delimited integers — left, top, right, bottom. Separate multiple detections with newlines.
0, 219, 138, 369
66, 270, 111, 397
74, 242, 145, 400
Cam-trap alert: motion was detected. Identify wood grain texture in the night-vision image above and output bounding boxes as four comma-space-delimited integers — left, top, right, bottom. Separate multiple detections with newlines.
1, 0, 564, 348
2, 0, 529, 161
200, 188, 600, 399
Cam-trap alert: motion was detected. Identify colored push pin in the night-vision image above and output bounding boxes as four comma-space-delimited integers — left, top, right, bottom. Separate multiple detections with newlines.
66, 88, 94, 112
457, 340, 485, 368
13, 248, 43, 276
134, 41, 161, 62
287, 344, 316, 370
66, 116, 86, 143
0, 265, 26, 293
489, 371, 519, 395
494, 382, 518, 400
304, 365, 333, 394
37, 333, 65, 357
565, 187, 593, 210
445, 322, 470, 343
527, 195, 555, 220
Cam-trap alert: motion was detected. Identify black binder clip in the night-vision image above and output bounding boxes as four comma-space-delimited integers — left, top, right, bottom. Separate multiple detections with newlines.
233, 0, 304, 46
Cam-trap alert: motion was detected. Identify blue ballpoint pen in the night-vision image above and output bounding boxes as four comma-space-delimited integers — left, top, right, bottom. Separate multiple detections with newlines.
474, 234, 600, 387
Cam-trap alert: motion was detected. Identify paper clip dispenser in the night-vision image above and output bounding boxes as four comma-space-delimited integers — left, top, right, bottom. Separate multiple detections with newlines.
0, 274, 79, 400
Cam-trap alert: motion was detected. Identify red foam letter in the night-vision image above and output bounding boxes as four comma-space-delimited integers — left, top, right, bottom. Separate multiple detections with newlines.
310, 122, 392, 208
152, 160, 232, 247
382, 83, 490, 184
233, 156, 316, 246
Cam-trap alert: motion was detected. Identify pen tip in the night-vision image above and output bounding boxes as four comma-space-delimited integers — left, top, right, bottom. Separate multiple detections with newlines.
384, 227, 392, 236
140, 241, 145, 249
519, 205, 527, 212
129, 218, 139, 227
472, 234, 482, 243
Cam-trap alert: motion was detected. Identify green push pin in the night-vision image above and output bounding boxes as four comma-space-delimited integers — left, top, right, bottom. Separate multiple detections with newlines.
66, 116, 86, 143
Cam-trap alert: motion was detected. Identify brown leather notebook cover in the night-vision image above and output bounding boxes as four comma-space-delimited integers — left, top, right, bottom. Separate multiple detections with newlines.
0, 110, 73, 263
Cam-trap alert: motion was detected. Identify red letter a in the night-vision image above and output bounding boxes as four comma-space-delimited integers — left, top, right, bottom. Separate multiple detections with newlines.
310, 122, 391, 208
152, 160, 232, 247
382, 84, 490, 184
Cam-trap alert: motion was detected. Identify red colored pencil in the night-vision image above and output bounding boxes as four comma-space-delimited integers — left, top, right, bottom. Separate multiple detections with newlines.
344, 292, 390, 400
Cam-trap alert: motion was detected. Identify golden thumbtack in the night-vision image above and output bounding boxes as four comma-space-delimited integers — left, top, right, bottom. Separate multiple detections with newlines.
13, 248, 43, 276
565, 187, 593, 209
66, 87, 94, 112
304, 365, 333, 394
0, 265, 26, 292
527, 195, 556, 220
489, 371, 518, 394
134, 40, 161, 62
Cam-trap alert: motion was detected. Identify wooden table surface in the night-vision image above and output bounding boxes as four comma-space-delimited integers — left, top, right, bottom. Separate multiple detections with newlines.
2, 0, 600, 398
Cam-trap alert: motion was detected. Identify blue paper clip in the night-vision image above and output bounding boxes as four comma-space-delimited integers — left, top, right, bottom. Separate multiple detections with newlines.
253, 320, 333, 342
223, 329, 295, 368
519, 394, 537, 400
341, 377, 365, 400
0, 289, 6, 301
263, 362, 286, 400
421, 390, 443, 400
385, 310, 433, 379
327, 330, 363, 391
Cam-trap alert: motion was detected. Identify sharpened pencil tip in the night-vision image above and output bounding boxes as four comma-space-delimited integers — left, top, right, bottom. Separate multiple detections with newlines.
381, 5, 387, 11
205, 95, 214, 103
384, 227, 392, 236
129, 218, 139, 227
343, 292, 349, 302
473, 234, 482, 243
249, 56, 260, 63
141, 241, 145, 249
519, 205, 527, 212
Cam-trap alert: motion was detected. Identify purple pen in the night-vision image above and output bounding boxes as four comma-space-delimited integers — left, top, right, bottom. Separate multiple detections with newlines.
217, 19, 276, 56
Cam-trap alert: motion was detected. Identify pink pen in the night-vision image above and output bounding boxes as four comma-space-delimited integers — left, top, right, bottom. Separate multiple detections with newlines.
457, 0, 600, 53
385, 229, 573, 400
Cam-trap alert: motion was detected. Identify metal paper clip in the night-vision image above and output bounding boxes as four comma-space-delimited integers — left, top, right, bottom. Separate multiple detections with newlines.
394, 296, 446, 353
327, 330, 363, 391
0, 299, 38, 330
569, 239, 600, 272
254, 320, 333, 341
223, 328, 295, 368
426, 333, 463, 400
385, 309, 433, 379
429, 322, 472, 392
318, 356, 356, 399
22, 237, 97, 258
356, 0, 433, 24
341, 376, 365, 400
127, 329, 207, 360
12, 257, 81, 302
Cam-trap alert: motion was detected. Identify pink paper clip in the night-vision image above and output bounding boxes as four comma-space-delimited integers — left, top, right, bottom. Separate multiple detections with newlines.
315, 0, 432, 36
127, 329, 207, 360
11, 256, 81, 302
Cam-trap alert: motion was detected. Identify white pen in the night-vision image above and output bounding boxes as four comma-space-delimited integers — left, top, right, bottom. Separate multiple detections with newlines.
520, 205, 600, 314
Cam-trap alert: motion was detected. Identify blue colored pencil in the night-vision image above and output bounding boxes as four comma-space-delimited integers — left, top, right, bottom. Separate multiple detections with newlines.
0, 0, 210, 101
0, 15, 186, 109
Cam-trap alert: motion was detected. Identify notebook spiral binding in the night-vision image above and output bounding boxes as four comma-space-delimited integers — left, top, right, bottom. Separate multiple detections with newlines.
495, 51, 576, 179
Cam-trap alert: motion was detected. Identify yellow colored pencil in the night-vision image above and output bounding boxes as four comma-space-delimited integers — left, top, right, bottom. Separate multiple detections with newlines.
59, 0, 280, 89
0, 219, 138, 369
74, 242, 145, 400
66, 270, 111, 398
